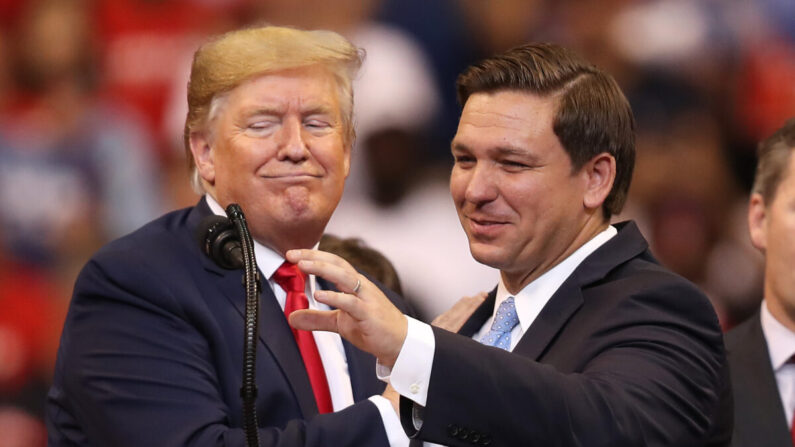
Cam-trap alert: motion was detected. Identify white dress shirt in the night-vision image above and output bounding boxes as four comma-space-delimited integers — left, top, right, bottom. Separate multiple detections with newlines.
760, 300, 795, 429
381, 225, 617, 446
205, 195, 407, 446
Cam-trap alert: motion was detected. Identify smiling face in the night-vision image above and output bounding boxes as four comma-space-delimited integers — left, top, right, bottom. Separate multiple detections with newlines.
450, 90, 610, 293
190, 65, 350, 254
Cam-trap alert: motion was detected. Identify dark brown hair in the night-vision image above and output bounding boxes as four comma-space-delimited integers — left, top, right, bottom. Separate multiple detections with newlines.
456, 43, 635, 217
752, 117, 795, 203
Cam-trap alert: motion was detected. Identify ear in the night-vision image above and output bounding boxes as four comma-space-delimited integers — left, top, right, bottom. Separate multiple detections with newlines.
747, 193, 768, 252
582, 152, 616, 211
342, 141, 351, 179
189, 131, 216, 185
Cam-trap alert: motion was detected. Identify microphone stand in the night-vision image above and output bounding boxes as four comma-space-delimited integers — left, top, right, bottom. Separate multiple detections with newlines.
226, 204, 262, 447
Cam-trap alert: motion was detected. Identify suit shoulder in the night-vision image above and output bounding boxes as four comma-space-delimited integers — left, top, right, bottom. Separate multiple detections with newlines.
75, 207, 198, 301
605, 255, 710, 304
89, 207, 195, 268
591, 254, 722, 332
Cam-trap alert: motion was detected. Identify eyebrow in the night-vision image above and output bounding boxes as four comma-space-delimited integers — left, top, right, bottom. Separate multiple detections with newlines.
451, 142, 540, 161
243, 104, 336, 118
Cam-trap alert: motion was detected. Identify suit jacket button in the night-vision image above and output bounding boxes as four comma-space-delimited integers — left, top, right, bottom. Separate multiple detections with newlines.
480, 434, 492, 446
470, 432, 481, 443
447, 424, 460, 437
459, 428, 469, 440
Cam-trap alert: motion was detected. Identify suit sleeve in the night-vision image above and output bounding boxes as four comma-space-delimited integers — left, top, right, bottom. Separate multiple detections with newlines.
402, 281, 728, 447
49, 249, 389, 447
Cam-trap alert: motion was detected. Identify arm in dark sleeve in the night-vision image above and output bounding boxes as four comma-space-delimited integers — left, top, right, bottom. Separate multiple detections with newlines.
402, 281, 728, 447
48, 250, 389, 447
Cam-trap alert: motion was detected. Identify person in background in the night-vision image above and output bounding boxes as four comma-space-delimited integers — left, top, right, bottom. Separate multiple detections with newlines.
726, 117, 795, 447
319, 235, 403, 296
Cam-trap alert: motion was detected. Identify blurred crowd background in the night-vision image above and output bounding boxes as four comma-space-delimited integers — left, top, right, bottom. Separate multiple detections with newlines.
0, 0, 792, 444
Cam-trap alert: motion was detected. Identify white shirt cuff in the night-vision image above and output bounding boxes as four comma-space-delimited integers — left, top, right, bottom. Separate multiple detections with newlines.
378, 316, 435, 407
368, 395, 410, 447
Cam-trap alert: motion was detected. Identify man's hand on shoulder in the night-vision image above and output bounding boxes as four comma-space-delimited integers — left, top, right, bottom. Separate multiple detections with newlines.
431, 292, 487, 333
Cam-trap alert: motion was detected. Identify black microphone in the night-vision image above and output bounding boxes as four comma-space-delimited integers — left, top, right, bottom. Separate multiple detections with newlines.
196, 215, 244, 269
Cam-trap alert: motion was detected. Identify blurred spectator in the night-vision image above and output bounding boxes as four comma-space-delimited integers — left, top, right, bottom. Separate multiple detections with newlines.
726, 117, 795, 447
0, 237, 62, 447
621, 76, 763, 326
92, 0, 240, 155
0, 250, 61, 415
0, 0, 163, 267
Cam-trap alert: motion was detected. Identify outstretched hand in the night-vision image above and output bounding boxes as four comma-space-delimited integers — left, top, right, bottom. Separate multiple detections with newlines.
286, 249, 408, 367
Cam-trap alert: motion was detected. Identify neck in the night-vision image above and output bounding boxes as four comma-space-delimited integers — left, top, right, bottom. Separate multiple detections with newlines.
765, 292, 795, 333
502, 217, 609, 295
258, 227, 322, 257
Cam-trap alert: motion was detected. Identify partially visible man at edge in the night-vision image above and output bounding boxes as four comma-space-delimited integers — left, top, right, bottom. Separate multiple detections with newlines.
46, 25, 417, 446
727, 117, 795, 447
288, 42, 732, 446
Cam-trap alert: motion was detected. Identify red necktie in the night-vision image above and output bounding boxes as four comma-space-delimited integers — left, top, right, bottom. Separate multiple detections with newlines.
273, 262, 334, 414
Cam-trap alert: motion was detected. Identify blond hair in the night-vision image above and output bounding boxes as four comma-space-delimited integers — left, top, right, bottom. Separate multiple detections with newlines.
184, 25, 363, 192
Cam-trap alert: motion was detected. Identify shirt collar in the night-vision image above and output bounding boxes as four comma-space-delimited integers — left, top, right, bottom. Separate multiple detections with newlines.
760, 300, 795, 370
494, 225, 618, 332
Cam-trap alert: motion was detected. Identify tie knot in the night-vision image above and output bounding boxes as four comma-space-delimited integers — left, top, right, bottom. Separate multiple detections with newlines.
491, 296, 519, 334
273, 261, 306, 293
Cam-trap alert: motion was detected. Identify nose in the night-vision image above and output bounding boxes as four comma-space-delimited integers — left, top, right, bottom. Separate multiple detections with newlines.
276, 117, 310, 162
463, 164, 498, 204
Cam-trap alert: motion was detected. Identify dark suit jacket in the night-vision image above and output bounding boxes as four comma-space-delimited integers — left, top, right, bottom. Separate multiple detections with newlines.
401, 221, 731, 446
46, 200, 410, 446
725, 310, 791, 447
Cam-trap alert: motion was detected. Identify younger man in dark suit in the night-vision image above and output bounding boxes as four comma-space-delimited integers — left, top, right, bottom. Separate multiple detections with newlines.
289, 43, 731, 446
727, 117, 795, 447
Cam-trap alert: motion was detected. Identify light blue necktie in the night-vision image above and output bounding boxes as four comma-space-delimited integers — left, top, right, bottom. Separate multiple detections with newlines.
479, 296, 519, 351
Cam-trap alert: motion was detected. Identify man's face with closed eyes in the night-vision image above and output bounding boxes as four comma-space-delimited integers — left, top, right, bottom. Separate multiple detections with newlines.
190, 65, 350, 254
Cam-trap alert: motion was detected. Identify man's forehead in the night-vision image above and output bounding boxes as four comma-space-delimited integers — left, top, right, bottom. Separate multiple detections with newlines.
226, 71, 341, 115
459, 91, 556, 130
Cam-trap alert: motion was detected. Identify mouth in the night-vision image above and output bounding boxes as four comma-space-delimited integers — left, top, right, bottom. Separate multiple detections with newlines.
261, 173, 321, 181
466, 215, 509, 237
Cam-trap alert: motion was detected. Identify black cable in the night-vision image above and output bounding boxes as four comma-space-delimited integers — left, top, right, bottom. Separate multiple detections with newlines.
226, 204, 261, 447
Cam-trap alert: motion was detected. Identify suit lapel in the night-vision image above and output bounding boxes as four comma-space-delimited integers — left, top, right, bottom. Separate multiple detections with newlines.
460, 222, 650, 361
189, 201, 319, 417
513, 279, 584, 360
729, 313, 791, 446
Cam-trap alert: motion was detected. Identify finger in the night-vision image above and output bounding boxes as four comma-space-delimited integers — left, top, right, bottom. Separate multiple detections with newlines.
314, 290, 367, 320
286, 249, 354, 271
289, 309, 339, 332
296, 259, 367, 295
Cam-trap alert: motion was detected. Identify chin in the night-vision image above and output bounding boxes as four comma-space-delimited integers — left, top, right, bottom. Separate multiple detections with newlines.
469, 243, 509, 269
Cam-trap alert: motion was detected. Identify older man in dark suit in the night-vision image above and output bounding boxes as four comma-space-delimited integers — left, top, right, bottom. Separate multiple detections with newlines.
46, 26, 413, 447
726, 118, 795, 447
289, 43, 731, 446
